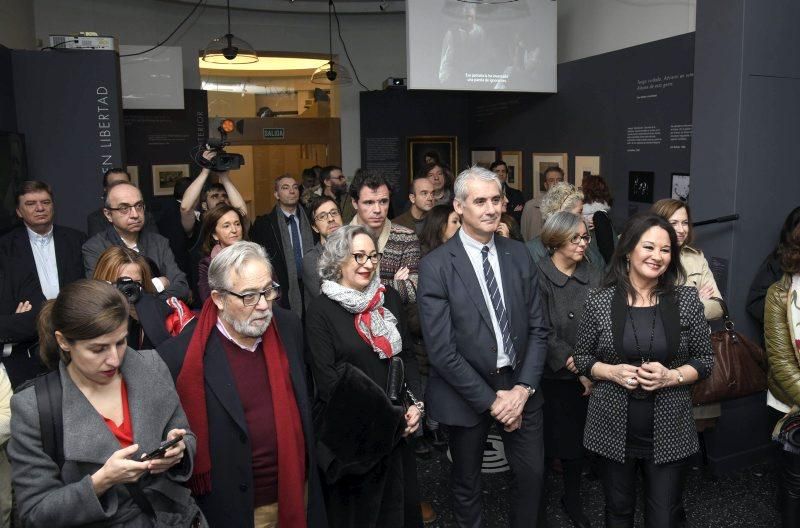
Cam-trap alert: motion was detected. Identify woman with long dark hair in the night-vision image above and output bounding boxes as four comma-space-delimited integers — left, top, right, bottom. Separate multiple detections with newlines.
573, 213, 714, 527
418, 204, 461, 257
747, 206, 800, 337
197, 204, 246, 303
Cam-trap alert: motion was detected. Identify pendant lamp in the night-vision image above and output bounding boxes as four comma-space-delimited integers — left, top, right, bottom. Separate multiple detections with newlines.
311, 1, 352, 85
202, 0, 258, 64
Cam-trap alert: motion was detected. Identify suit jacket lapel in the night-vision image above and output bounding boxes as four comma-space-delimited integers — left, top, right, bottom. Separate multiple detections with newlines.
204, 333, 249, 435
496, 238, 516, 335
449, 236, 494, 333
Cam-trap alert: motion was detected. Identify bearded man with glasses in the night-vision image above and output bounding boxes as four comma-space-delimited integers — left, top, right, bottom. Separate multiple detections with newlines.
159, 241, 326, 528
83, 181, 190, 300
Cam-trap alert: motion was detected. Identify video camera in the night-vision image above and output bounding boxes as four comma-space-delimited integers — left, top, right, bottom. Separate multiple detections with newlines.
203, 119, 245, 172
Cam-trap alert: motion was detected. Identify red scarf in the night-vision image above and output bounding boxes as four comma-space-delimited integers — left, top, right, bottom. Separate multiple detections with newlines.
354, 284, 395, 358
176, 299, 307, 527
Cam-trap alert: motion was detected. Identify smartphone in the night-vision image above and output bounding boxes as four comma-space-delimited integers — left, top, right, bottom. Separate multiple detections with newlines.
141, 435, 184, 461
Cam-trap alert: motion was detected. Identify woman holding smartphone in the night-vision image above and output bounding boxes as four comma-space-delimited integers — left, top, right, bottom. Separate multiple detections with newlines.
8, 280, 204, 527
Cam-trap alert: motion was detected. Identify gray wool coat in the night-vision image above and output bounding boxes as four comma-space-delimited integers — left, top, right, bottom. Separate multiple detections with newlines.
8, 349, 203, 528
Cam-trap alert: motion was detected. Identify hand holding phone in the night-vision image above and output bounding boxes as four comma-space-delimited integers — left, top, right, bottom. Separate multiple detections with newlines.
141, 434, 184, 461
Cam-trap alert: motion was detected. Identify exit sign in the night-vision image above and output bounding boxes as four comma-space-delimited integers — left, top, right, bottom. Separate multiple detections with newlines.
262, 128, 285, 139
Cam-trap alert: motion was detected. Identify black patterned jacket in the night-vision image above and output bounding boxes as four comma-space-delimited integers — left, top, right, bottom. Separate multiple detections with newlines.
573, 285, 714, 464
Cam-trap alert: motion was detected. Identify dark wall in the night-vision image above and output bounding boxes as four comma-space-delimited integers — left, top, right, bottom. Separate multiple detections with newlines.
361, 34, 695, 221
0, 46, 16, 132
690, 0, 800, 472
12, 49, 124, 232
360, 89, 472, 211
123, 89, 208, 211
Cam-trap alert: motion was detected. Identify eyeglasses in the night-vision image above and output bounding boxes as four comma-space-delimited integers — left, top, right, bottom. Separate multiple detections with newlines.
352, 253, 382, 265
570, 234, 592, 245
314, 210, 341, 222
106, 201, 145, 215
223, 282, 281, 306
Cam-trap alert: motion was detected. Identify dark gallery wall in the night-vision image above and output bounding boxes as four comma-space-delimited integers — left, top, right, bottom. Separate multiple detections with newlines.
123, 89, 208, 210
0, 46, 16, 132
361, 33, 696, 224
689, 0, 800, 473
12, 49, 124, 232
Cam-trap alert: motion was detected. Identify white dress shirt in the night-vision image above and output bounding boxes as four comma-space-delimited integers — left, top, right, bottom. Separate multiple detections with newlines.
27, 226, 59, 300
459, 229, 512, 368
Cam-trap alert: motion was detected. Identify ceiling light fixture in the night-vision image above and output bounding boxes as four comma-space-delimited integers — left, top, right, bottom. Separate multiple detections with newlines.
456, 0, 519, 4
311, 0, 352, 86
202, 0, 258, 64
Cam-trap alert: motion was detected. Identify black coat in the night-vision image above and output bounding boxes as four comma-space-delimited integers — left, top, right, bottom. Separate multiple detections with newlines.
305, 287, 422, 528
157, 307, 327, 528
503, 183, 526, 225
249, 208, 294, 312
0, 224, 86, 387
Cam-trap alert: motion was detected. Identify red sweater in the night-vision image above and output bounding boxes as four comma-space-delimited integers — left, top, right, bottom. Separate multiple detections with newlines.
219, 333, 279, 506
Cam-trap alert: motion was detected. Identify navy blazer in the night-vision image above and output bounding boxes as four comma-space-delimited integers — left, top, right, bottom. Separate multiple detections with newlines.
157, 306, 327, 528
417, 232, 548, 427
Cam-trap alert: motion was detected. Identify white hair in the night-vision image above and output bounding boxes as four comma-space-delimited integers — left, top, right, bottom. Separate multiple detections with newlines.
453, 166, 502, 203
208, 241, 273, 292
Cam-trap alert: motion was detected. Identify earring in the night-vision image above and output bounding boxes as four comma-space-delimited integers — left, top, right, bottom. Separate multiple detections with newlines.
625, 257, 630, 273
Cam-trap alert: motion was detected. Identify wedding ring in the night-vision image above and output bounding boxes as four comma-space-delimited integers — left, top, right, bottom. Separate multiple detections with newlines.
626, 377, 636, 386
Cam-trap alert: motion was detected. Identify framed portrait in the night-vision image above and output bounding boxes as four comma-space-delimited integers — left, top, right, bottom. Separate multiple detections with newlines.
500, 150, 523, 191
407, 136, 458, 181
628, 171, 655, 203
573, 156, 600, 189
126, 165, 139, 188
470, 148, 497, 170
532, 153, 568, 199
671, 173, 690, 202
151, 164, 190, 196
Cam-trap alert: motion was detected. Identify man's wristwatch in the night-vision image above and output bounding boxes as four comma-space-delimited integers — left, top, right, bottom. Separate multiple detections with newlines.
516, 383, 535, 398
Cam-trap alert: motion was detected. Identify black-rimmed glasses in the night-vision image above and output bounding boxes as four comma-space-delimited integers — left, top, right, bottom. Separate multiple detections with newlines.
106, 201, 145, 215
223, 282, 281, 306
570, 234, 592, 245
352, 253, 382, 265
314, 210, 341, 222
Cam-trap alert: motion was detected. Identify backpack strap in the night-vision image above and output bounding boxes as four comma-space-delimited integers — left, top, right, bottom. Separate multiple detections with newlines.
33, 370, 156, 519
34, 370, 64, 469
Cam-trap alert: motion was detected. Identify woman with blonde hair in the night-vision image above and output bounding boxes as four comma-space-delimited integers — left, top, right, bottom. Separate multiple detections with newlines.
526, 182, 604, 268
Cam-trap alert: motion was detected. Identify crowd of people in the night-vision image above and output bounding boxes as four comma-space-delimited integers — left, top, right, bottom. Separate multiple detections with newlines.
0, 154, 797, 528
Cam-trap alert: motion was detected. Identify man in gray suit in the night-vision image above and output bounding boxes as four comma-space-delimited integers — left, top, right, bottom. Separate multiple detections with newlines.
82, 181, 189, 300
418, 166, 548, 528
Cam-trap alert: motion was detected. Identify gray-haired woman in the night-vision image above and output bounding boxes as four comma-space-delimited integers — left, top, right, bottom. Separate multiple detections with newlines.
537, 212, 603, 528
305, 225, 424, 528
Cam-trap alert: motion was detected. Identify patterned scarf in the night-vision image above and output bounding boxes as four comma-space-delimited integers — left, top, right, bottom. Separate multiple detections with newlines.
321, 277, 402, 359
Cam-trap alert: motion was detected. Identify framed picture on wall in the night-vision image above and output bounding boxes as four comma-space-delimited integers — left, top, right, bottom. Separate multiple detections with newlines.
152, 164, 190, 196
671, 173, 690, 202
532, 153, 568, 198
407, 136, 458, 181
500, 150, 523, 190
126, 165, 139, 188
470, 148, 497, 170
628, 171, 655, 203
573, 156, 600, 189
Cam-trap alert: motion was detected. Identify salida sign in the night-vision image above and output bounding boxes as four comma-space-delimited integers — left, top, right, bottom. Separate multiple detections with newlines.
262, 128, 285, 139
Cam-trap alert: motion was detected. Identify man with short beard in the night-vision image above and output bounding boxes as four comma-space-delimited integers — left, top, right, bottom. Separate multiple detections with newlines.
158, 241, 326, 528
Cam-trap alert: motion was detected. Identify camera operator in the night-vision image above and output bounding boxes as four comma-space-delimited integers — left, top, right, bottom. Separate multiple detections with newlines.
179, 150, 250, 237
92, 246, 194, 349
